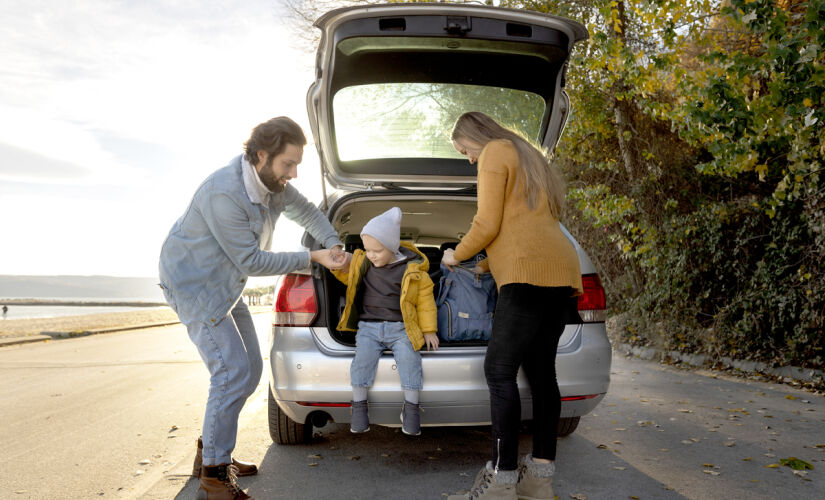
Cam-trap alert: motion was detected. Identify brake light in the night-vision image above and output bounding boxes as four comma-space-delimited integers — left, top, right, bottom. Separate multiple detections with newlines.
272, 273, 317, 326
561, 394, 601, 401
577, 273, 606, 323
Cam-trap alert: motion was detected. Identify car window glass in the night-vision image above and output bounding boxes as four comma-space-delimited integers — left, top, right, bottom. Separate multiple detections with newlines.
332, 83, 544, 161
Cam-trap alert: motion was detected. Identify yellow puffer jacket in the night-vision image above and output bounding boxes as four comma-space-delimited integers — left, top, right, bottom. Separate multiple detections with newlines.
332, 241, 437, 351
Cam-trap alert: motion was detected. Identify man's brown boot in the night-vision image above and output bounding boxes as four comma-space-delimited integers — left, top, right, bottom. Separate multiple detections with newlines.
197, 464, 253, 500
194, 437, 258, 477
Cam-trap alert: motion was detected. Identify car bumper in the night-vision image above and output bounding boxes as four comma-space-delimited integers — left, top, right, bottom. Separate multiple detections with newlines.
268, 323, 611, 426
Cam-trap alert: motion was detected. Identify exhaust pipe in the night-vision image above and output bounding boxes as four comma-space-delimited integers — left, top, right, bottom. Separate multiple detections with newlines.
310, 412, 330, 428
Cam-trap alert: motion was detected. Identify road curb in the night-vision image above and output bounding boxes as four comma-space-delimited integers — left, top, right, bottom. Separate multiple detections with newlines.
0, 321, 182, 347
0, 335, 52, 347
1, 311, 270, 348
615, 341, 825, 386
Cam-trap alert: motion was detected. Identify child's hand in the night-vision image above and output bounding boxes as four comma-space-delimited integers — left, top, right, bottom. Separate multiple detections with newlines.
424, 333, 439, 351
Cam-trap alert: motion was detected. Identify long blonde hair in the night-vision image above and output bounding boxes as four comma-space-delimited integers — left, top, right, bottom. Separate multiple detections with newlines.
451, 111, 565, 217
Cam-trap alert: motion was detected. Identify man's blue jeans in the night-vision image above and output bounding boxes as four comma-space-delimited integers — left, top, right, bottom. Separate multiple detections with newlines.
351, 320, 422, 390
186, 300, 262, 466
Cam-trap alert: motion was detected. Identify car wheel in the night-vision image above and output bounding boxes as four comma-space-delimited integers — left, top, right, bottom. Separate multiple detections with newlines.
268, 386, 311, 445
557, 416, 580, 437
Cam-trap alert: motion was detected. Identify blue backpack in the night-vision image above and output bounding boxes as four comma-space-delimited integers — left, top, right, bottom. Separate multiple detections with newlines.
435, 262, 497, 342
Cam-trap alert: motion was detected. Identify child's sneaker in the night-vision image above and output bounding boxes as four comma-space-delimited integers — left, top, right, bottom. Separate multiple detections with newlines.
350, 400, 369, 433
400, 400, 421, 436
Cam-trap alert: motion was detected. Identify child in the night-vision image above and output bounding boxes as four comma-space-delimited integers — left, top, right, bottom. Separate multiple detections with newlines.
332, 207, 439, 436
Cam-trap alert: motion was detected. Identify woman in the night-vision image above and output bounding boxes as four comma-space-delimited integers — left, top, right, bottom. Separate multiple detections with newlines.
443, 112, 582, 500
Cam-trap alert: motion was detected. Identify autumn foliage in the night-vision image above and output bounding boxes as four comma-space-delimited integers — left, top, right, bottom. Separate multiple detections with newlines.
514, 0, 824, 368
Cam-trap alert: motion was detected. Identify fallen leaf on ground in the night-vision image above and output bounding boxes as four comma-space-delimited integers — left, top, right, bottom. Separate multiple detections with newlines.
169, 425, 178, 432
785, 395, 796, 400
308, 463, 319, 467
765, 464, 779, 469
637, 420, 654, 427
690, 437, 701, 442
138, 459, 151, 465
743, 457, 753, 461
779, 457, 813, 470
702, 463, 714, 467
307, 454, 322, 459
681, 440, 694, 445
613, 466, 626, 470
597, 444, 608, 449
723, 441, 736, 447
792, 470, 811, 480
570, 494, 587, 500
703, 470, 720, 476
764, 453, 776, 457
381, 453, 389, 457
613, 441, 622, 444
428, 456, 438, 460
678, 409, 692, 413
615, 428, 627, 431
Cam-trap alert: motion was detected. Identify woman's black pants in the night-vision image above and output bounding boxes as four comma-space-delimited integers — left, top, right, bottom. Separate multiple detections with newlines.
484, 283, 572, 471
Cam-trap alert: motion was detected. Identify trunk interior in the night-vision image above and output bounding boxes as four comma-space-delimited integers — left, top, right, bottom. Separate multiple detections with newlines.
321, 192, 488, 347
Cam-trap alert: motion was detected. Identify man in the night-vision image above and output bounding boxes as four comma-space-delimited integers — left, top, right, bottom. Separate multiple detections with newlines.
159, 117, 347, 500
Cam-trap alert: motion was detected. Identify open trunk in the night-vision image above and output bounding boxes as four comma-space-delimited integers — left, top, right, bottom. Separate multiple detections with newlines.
319, 192, 582, 348
323, 192, 487, 347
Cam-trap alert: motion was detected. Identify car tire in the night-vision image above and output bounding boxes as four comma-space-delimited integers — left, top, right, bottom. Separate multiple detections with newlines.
557, 416, 580, 437
268, 386, 311, 445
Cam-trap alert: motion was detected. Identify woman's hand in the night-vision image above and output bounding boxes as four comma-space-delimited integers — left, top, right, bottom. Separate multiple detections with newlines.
424, 333, 440, 351
441, 248, 459, 270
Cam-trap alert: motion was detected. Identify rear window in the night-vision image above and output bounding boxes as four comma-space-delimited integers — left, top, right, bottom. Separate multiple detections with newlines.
332, 83, 545, 161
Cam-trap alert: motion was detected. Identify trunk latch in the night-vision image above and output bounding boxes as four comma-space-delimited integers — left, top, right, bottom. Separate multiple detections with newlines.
444, 16, 471, 36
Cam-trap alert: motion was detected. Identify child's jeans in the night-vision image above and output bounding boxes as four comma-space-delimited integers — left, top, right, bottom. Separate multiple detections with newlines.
351, 320, 422, 390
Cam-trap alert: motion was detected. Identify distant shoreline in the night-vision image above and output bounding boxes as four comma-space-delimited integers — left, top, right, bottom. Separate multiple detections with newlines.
0, 298, 166, 307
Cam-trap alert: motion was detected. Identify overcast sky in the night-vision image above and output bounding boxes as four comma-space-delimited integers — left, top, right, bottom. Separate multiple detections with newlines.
0, 0, 326, 280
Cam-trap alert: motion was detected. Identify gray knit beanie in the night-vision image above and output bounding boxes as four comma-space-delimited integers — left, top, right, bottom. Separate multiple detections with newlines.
361, 207, 402, 253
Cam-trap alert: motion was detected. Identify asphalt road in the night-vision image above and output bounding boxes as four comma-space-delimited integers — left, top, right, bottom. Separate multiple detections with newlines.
1, 316, 823, 499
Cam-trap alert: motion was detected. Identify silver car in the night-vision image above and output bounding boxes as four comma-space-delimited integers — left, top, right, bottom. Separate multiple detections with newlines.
267, 3, 610, 445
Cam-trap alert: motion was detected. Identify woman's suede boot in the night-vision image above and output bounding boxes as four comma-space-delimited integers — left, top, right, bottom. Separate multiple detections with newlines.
447, 461, 518, 499
516, 454, 555, 500
198, 464, 254, 500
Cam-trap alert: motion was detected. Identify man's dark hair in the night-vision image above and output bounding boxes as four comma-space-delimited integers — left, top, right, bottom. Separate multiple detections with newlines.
244, 116, 307, 166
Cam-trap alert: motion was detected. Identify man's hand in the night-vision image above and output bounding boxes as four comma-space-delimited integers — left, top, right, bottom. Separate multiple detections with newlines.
441, 248, 459, 270
329, 246, 352, 269
311, 249, 343, 270
423, 333, 439, 351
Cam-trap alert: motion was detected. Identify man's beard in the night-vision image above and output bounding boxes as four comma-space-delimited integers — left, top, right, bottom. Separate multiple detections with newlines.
259, 156, 287, 192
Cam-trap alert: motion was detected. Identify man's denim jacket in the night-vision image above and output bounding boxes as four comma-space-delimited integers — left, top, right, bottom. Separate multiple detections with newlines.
158, 155, 342, 326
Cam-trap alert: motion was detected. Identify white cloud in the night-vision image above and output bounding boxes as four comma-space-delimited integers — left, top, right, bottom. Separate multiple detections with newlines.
0, 0, 324, 276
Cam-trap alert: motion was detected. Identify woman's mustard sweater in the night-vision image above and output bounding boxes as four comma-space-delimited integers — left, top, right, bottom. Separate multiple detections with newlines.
453, 139, 583, 294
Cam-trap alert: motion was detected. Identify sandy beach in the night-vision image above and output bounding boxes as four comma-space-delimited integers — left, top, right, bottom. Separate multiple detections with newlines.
0, 305, 271, 339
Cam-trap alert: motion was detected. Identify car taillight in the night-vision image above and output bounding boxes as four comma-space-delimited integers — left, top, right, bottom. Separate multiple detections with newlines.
272, 273, 317, 326
577, 273, 606, 323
